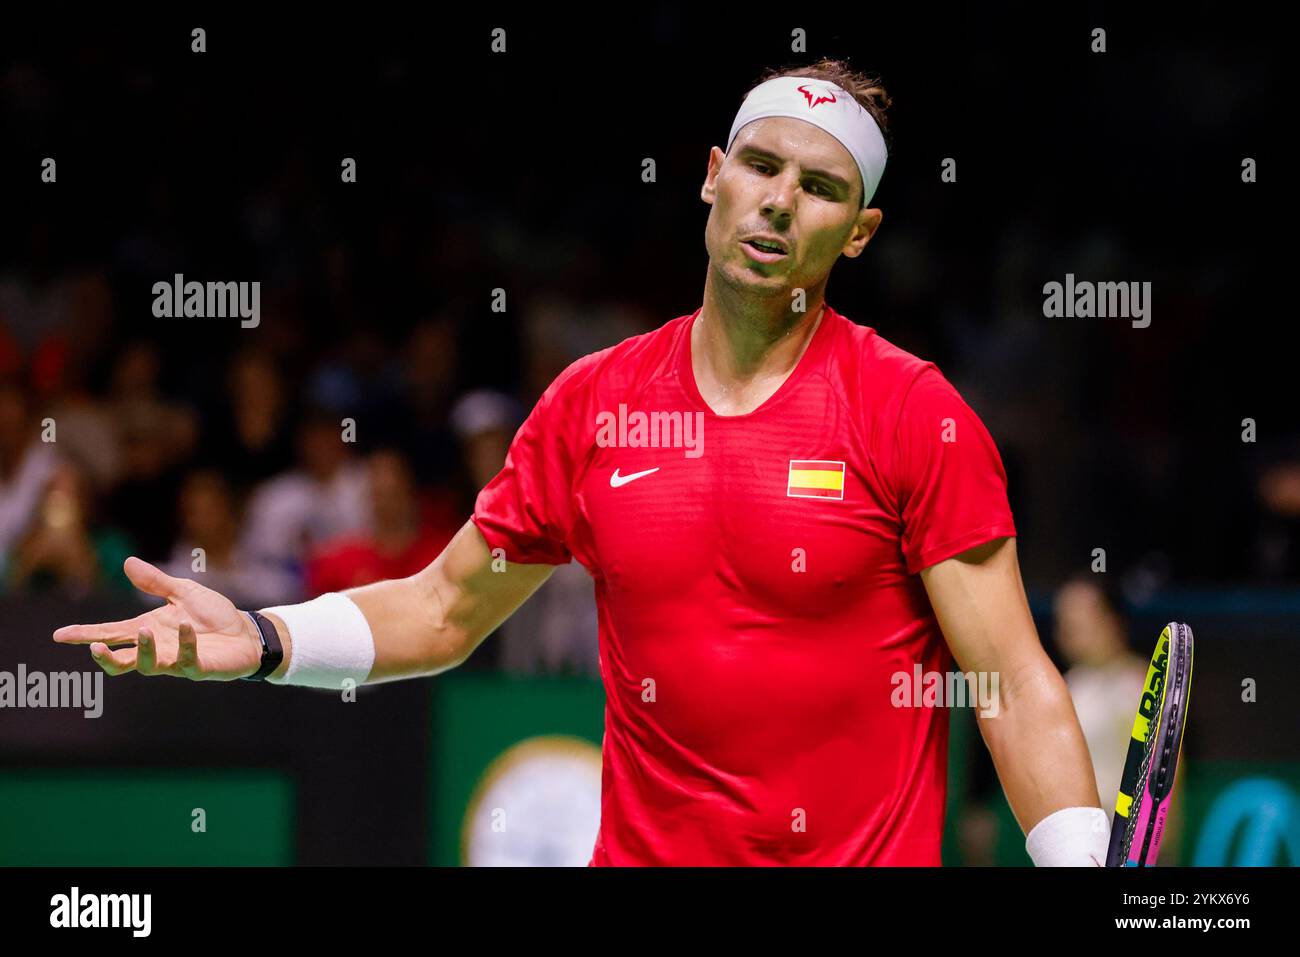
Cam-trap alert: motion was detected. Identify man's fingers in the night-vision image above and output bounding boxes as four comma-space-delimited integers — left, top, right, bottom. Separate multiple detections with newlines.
135, 629, 157, 675
122, 556, 185, 601
89, 626, 199, 679
177, 623, 200, 677
53, 618, 148, 645
90, 642, 137, 676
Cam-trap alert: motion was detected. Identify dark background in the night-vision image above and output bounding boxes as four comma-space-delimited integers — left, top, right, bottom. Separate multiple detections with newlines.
1, 4, 1294, 865
2, 5, 1292, 586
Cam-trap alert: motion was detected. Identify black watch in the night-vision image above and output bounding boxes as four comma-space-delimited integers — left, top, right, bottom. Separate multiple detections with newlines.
240, 610, 284, 681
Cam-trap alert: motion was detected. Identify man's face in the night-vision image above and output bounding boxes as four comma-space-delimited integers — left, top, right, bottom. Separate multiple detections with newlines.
701, 117, 882, 299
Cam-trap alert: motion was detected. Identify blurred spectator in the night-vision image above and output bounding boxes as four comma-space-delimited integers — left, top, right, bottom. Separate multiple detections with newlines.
304, 447, 459, 596
1255, 458, 1300, 580
3, 459, 133, 596
450, 389, 521, 498
41, 390, 121, 494
1054, 574, 1147, 826
451, 388, 600, 677
0, 377, 61, 568
22, 270, 119, 485
0, 223, 78, 356
236, 407, 374, 601
107, 340, 198, 464
304, 329, 391, 427
157, 469, 298, 607
500, 559, 599, 676
195, 349, 297, 491
103, 401, 192, 565
369, 317, 462, 488
1055, 573, 1190, 864
80, 341, 199, 558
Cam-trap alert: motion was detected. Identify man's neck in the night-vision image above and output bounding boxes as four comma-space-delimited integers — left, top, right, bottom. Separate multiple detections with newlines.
691, 278, 825, 415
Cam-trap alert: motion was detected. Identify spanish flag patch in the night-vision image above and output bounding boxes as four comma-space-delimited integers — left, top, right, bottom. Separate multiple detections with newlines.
787, 460, 846, 500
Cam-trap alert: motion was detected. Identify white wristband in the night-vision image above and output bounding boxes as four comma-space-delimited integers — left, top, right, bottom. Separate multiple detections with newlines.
260, 593, 376, 690
1025, 806, 1109, 866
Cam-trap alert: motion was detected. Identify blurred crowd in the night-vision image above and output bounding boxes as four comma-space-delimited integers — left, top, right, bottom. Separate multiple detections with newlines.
0, 254, 627, 675
1, 28, 1293, 686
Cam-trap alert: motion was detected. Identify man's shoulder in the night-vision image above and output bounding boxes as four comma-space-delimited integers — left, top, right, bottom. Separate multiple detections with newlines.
824, 306, 940, 416
828, 307, 933, 379
831, 313, 998, 447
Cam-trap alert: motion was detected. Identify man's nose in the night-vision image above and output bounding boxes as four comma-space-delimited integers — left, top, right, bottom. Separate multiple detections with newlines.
761, 173, 798, 217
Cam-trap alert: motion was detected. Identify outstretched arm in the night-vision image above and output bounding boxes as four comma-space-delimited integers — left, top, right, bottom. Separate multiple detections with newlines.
54, 519, 555, 685
332, 519, 555, 682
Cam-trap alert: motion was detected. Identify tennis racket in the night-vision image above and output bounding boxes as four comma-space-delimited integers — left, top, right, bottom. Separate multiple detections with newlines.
1106, 621, 1194, 867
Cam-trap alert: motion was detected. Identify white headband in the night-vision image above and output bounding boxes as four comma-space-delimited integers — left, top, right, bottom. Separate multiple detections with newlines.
726, 76, 887, 207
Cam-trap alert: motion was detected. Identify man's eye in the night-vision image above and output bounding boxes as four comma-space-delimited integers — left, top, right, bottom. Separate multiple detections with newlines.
751, 163, 830, 197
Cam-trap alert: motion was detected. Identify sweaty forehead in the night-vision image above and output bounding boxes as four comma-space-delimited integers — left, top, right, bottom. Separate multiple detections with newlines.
731, 117, 857, 173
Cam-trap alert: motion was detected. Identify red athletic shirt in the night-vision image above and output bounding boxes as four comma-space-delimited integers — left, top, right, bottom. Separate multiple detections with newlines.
472, 303, 1016, 865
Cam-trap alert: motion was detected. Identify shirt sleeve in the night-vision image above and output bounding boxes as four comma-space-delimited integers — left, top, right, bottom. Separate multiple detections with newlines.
471, 368, 584, 566
892, 366, 1017, 575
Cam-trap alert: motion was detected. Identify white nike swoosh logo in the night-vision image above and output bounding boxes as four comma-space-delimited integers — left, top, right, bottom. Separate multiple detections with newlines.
610, 467, 660, 488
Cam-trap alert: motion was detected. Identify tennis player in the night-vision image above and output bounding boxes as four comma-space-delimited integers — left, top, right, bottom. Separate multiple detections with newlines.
54, 59, 1107, 866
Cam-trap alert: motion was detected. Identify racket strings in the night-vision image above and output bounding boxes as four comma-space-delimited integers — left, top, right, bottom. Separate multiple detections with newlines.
1152, 631, 1190, 795
1120, 734, 1159, 858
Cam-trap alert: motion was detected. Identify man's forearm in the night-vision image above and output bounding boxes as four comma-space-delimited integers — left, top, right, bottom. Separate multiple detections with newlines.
251, 521, 557, 687
256, 576, 461, 685
977, 661, 1102, 833
345, 575, 468, 682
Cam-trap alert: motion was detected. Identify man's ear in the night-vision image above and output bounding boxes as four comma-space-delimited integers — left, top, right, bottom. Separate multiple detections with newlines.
841, 207, 883, 259
700, 146, 724, 204
863, 207, 883, 242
